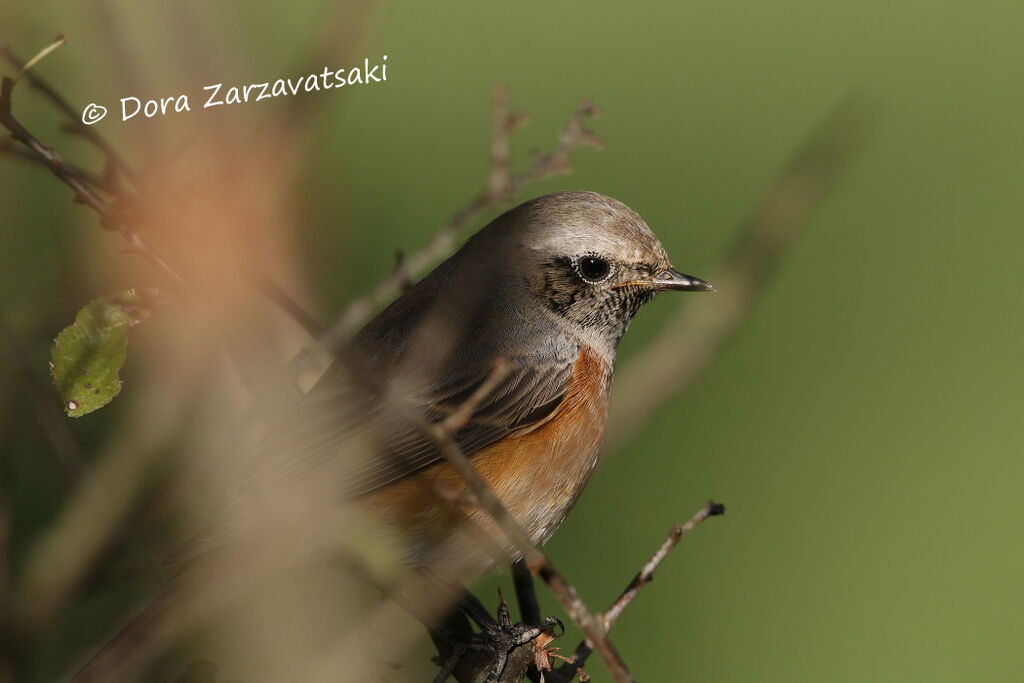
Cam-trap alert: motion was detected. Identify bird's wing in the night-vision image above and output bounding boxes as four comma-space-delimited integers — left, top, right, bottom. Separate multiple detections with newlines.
251, 353, 576, 500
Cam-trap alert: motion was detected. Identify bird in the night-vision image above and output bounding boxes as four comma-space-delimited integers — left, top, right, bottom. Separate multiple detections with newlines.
267, 190, 715, 577
72, 190, 712, 680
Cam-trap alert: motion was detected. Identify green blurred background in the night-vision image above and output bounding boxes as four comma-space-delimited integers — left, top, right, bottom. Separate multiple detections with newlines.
2, 1, 1023, 681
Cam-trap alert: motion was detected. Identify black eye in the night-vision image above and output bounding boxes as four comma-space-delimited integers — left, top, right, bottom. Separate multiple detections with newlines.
577, 255, 611, 283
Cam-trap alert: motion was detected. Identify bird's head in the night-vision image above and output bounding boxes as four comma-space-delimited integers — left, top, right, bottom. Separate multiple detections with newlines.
483, 191, 713, 353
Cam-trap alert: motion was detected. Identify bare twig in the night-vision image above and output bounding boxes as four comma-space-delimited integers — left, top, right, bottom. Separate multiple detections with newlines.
0, 76, 109, 218
323, 87, 602, 349
486, 86, 527, 199
431, 450, 630, 677
607, 99, 874, 452
248, 276, 326, 338
550, 502, 724, 681
10, 35, 66, 83
119, 231, 191, 293
0, 38, 142, 190
330, 354, 634, 682
604, 501, 725, 631
427, 410, 631, 680
0, 137, 114, 190
392, 249, 413, 292
0, 43, 190, 292
435, 359, 513, 439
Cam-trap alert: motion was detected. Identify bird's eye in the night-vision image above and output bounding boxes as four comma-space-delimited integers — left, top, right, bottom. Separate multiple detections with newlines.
577, 255, 611, 283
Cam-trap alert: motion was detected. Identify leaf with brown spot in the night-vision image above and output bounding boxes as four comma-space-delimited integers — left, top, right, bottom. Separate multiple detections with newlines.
51, 289, 167, 417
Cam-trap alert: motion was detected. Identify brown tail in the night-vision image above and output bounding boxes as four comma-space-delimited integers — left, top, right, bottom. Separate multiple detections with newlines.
71, 580, 187, 682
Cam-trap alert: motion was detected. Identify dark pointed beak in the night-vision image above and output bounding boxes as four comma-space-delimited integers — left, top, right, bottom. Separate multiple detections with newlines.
653, 268, 715, 292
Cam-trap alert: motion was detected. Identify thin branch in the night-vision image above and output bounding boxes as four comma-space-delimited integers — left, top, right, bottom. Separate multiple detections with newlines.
0, 76, 110, 218
426, 405, 632, 681
0, 39, 143, 191
248, 276, 326, 338
486, 86, 526, 199
0, 57, 191, 292
332, 354, 634, 683
119, 231, 191, 293
603, 501, 725, 632
323, 87, 602, 349
435, 359, 513, 439
11, 35, 66, 82
548, 501, 724, 682
391, 249, 413, 292
0, 137, 114, 190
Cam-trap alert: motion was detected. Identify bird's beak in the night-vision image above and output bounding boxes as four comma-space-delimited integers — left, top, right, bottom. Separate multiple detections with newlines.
651, 268, 715, 292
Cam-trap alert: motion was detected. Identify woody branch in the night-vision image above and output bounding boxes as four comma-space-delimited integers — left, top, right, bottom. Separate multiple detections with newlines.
329, 352, 635, 683
0, 38, 188, 292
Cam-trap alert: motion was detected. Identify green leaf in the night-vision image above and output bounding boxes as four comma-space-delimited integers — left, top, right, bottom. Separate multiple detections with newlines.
50, 289, 166, 417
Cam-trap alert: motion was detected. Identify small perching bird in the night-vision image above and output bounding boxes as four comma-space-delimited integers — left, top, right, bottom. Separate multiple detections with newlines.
286, 190, 714, 575
73, 191, 713, 680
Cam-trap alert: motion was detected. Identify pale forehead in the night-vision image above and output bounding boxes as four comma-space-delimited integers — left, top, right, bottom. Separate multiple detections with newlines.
510, 191, 670, 264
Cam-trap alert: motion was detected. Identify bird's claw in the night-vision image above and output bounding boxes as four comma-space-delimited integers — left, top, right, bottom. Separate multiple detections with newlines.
476, 591, 562, 683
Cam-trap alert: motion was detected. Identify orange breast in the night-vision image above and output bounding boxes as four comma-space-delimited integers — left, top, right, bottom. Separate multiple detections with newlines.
361, 345, 612, 576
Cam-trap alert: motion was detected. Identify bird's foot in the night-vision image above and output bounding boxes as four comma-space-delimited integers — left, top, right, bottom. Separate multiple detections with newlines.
431, 583, 570, 683
530, 624, 592, 682
451, 588, 560, 683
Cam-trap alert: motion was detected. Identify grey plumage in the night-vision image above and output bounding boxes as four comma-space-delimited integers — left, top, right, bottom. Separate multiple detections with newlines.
272, 192, 677, 497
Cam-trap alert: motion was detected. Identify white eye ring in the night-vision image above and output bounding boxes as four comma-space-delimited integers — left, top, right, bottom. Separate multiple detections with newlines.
575, 255, 612, 283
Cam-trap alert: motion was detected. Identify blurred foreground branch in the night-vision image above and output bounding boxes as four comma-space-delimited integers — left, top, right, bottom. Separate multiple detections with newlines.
332, 355, 634, 682
607, 100, 874, 452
